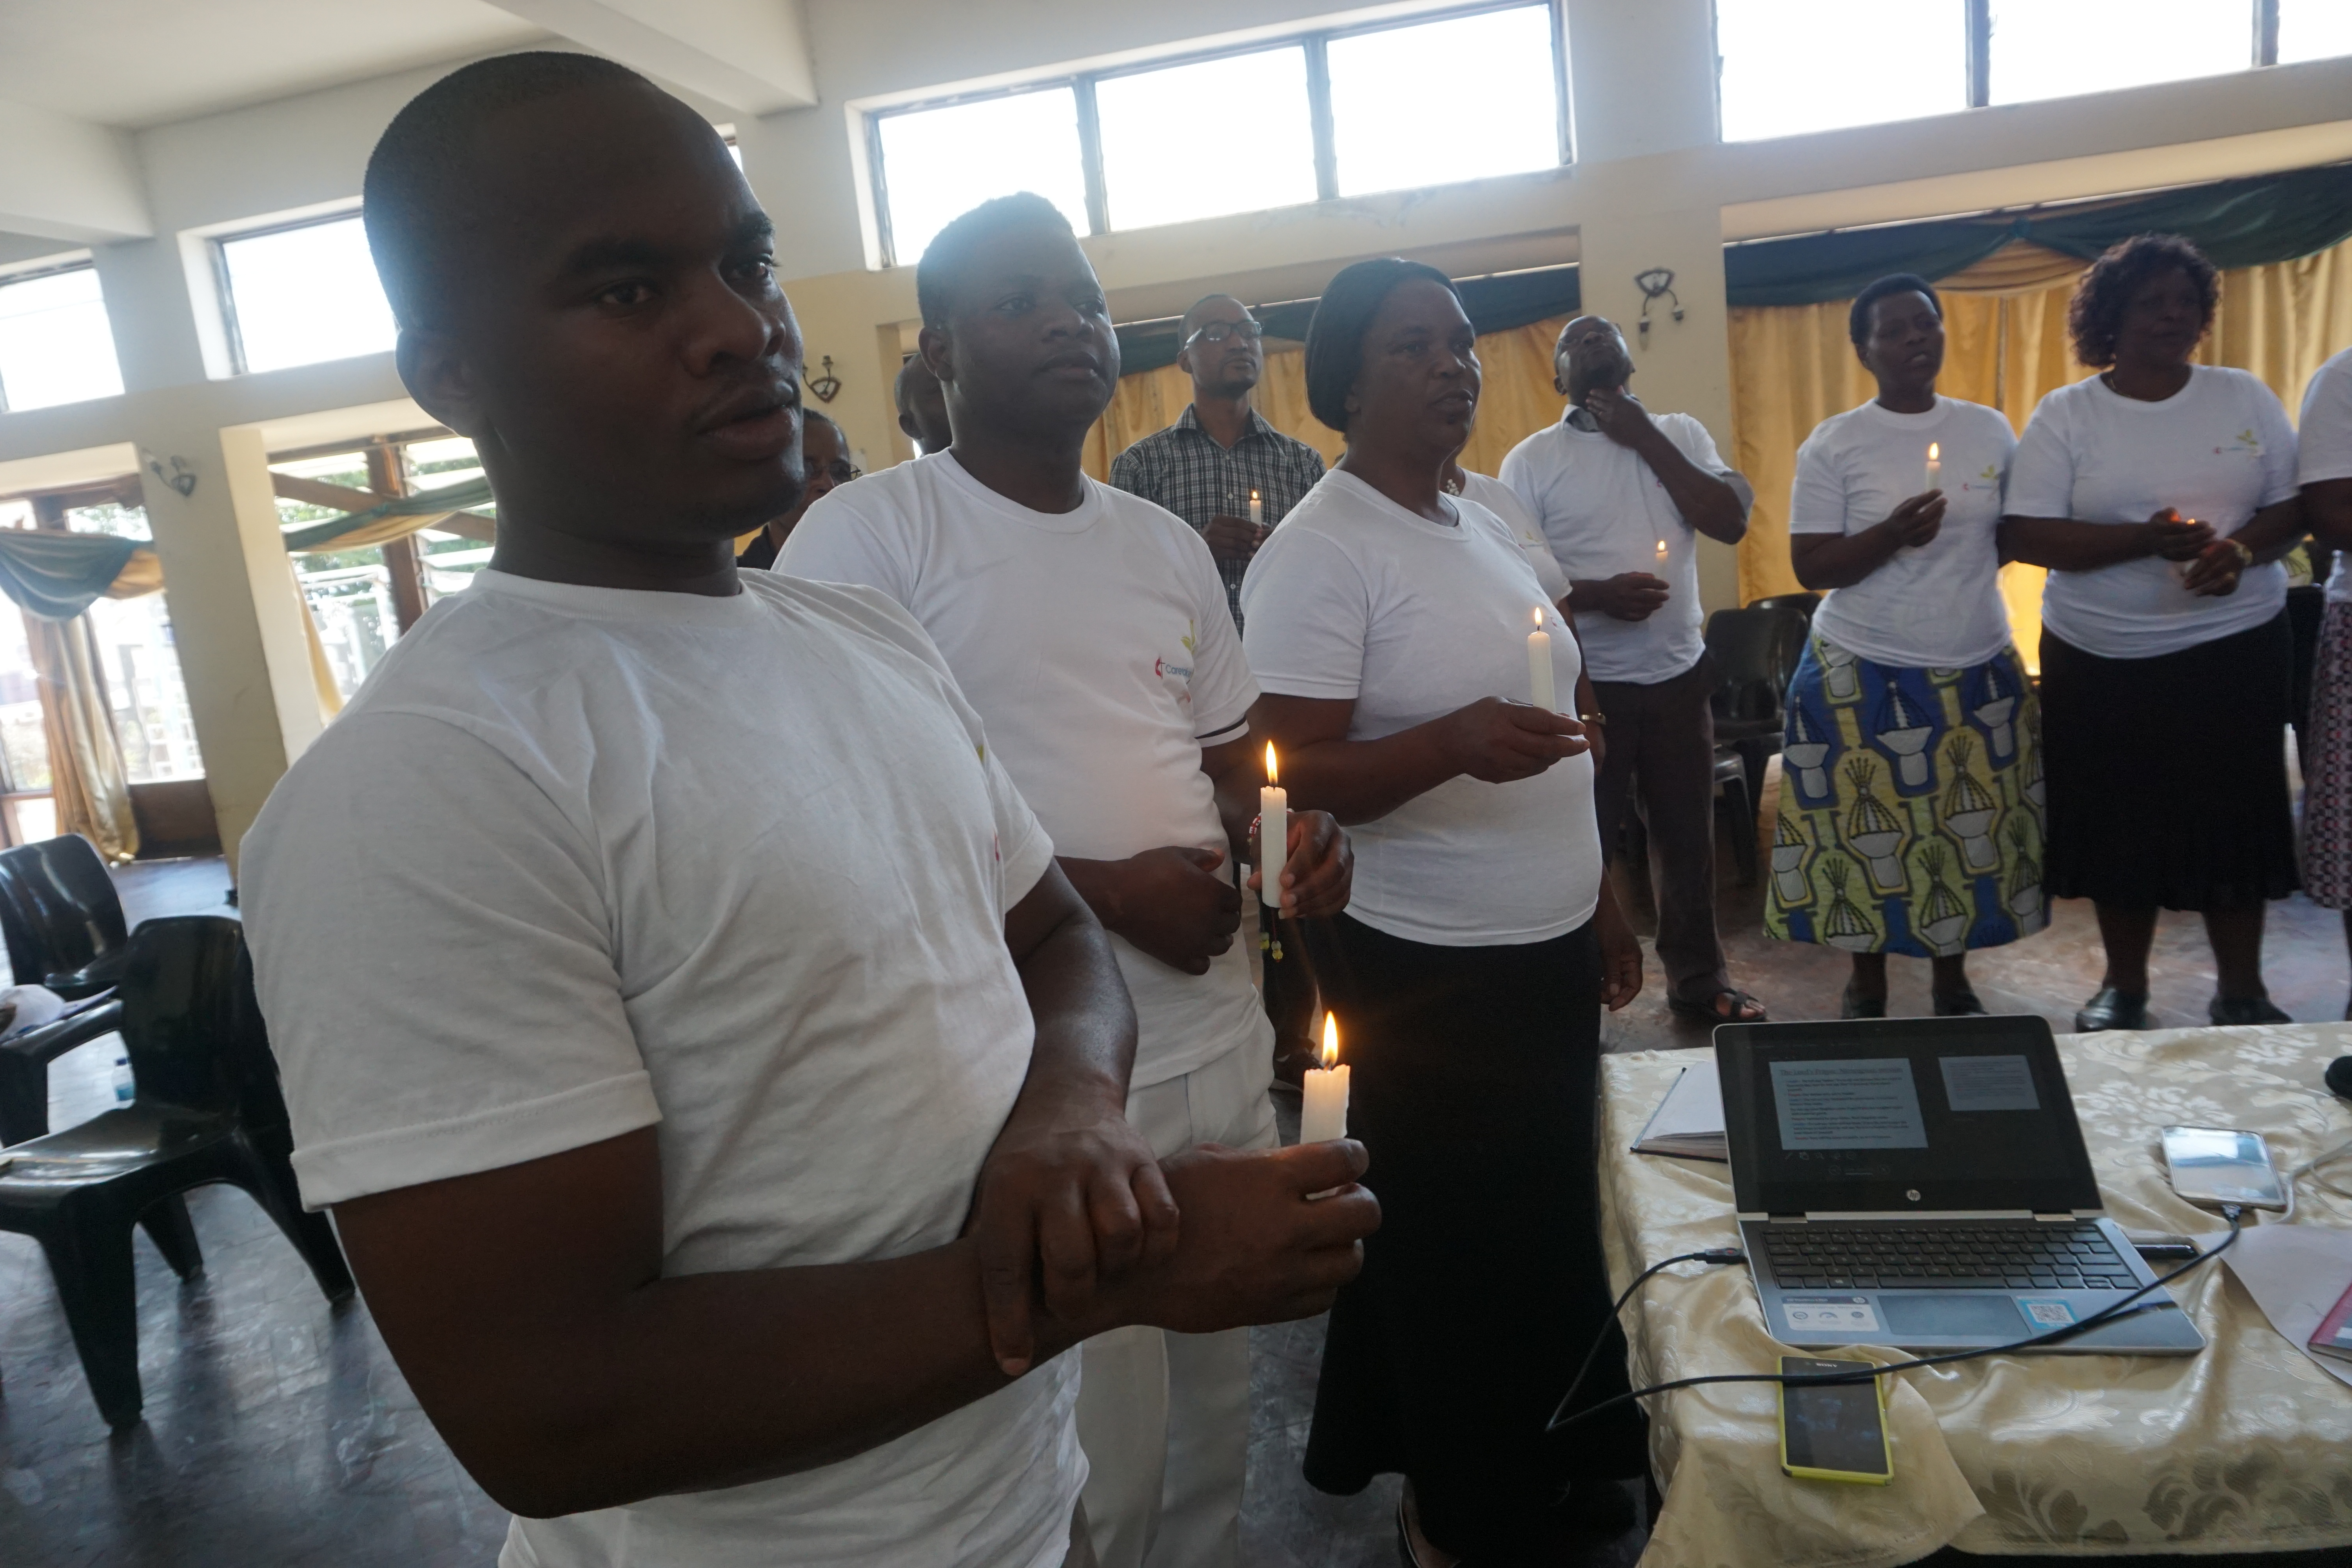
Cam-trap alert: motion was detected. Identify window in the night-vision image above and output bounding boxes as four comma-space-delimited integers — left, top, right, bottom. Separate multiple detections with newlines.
63, 501, 204, 785
1716, 0, 1965, 142
1988, 0, 2247, 105
875, 88, 1092, 269
866, 2, 1568, 264
1327, 6, 1564, 196
2280, 0, 2352, 63
216, 212, 397, 375
1095, 49, 1319, 231
0, 263, 123, 412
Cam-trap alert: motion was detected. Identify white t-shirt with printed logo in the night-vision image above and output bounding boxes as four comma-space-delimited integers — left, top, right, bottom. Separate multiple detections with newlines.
241, 569, 1081, 1568
1240, 469, 1602, 947
1499, 410, 1728, 685
782, 452, 1268, 1090
2298, 347, 2352, 604
2006, 366, 2298, 659
1791, 396, 2018, 668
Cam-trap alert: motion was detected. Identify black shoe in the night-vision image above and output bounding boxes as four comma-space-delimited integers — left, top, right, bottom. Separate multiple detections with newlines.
1840, 985, 1886, 1020
1932, 988, 1986, 1017
2074, 988, 2150, 1032
2209, 996, 2290, 1025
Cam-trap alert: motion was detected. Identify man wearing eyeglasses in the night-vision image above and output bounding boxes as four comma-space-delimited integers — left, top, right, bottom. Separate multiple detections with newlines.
739, 408, 858, 569
1109, 295, 1327, 635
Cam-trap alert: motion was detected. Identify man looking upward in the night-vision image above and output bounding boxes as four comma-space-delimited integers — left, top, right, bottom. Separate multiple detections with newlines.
786, 197, 1355, 1568
1501, 315, 1767, 1025
1110, 294, 1326, 634
241, 58, 1375, 1568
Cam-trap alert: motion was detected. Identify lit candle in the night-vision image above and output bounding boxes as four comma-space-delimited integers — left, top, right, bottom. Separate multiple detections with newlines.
1259, 741, 1287, 909
1528, 607, 1556, 713
1655, 537, 1669, 565
1299, 1011, 1350, 1143
1249, 488, 1264, 528
1924, 441, 1942, 494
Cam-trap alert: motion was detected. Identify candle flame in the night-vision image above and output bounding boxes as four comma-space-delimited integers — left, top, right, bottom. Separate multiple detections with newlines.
1655, 539, 1668, 553
1927, 442, 1940, 461
1532, 606, 1544, 628
1250, 488, 1260, 503
1320, 1011, 1339, 1068
1264, 741, 1279, 786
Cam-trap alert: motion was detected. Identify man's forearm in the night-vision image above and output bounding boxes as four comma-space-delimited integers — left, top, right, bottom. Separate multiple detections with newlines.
1636, 430, 1748, 543
1010, 868, 1139, 1113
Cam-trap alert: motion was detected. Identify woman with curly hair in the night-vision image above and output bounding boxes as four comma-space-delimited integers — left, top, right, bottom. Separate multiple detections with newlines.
2002, 233, 2307, 1030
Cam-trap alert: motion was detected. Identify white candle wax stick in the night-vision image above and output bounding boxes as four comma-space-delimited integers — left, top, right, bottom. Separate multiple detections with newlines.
1924, 442, 1942, 494
1528, 610, 1555, 712
1259, 785, 1287, 907
1249, 490, 1263, 528
1300, 1061, 1350, 1143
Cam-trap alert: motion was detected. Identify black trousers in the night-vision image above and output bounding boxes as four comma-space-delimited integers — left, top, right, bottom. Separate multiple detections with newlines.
1300, 914, 1645, 1555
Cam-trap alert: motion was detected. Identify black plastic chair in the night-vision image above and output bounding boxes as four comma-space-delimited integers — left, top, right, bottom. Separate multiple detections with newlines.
1749, 591, 1822, 633
0, 834, 132, 998
0, 992, 126, 1145
0, 915, 353, 1427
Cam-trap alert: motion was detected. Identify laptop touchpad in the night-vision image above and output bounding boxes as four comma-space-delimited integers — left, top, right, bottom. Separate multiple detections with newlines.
1878, 1294, 2025, 1339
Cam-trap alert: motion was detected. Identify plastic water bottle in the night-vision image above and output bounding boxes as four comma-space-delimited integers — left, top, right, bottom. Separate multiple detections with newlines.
111, 1056, 133, 1103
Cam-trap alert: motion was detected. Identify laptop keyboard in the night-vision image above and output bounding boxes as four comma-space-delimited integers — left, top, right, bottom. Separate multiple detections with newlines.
1761, 1222, 2141, 1290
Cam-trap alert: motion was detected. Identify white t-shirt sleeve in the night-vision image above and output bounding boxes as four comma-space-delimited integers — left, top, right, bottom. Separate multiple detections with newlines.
1661, 412, 1731, 474
1788, 427, 1849, 535
1498, 441, 1539, 519
2301, 355, 2352, 485
2247, 377, 2300, 510
243, 713, 659, 1210
2004, 394, 2078, 518
1241, 528, 1369, 701
777, 491, 915, 603
1184, 539, 1258, 745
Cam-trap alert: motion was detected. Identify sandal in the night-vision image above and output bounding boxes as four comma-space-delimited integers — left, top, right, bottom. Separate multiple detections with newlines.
1840, 984, 1886, 1020
2073, 987, 2150, 1033
1932, 988, 1986, 1017
1669, 987, 1768, 1024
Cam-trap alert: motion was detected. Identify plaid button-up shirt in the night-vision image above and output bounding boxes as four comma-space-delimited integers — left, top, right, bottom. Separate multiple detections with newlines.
1108, 404, 1327, 631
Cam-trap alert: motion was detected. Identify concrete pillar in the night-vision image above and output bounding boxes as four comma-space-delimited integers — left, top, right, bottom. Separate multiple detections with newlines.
129, 408, 325, 874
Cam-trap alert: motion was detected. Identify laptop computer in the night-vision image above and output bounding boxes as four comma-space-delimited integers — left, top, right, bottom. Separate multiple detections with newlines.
1716, 1015, 2205, 1356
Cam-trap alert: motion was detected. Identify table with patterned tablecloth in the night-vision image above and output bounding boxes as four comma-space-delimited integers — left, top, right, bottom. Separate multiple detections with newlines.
1596, 1024, 2352, 1567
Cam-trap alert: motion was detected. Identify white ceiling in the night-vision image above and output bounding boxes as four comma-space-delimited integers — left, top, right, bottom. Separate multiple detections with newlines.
0, 0, 548, 129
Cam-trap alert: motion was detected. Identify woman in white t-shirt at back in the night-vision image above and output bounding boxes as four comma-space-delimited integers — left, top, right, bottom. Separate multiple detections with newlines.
2002, 234, 2307, 1032
1241, 260, 1646, 1565
1764, 273, 2044, 1019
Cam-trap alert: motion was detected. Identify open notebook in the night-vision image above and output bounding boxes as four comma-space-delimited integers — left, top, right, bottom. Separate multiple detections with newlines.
1631, 1059, 1726, 1161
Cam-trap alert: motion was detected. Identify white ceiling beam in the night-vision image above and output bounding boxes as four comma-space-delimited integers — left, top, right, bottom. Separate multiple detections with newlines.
483, 0, 816, 115
0, 99, 151, 243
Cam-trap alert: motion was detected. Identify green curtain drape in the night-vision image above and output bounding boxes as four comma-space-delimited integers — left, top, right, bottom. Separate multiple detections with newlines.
1724, 162, 2352, 307
278, 475, 495, 552
0, 530, 138, 621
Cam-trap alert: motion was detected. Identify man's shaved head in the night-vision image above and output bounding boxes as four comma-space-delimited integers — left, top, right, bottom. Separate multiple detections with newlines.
365, 51, 664, 329
1181, 294, 1245, 339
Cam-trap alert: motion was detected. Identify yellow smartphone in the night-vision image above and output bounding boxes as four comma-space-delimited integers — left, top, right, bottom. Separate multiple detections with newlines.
1778, 1356, 1892, 1484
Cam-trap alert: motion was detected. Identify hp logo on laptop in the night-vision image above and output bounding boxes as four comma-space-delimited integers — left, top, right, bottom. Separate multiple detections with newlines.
1906, 1189, 1922, 1201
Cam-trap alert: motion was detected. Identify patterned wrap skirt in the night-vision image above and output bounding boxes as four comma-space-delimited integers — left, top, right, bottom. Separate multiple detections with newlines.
1764, 633, 2047, 955
2301, 600, 2352, 909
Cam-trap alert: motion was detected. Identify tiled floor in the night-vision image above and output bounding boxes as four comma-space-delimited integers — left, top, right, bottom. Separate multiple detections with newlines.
5, 820, 2349, 1566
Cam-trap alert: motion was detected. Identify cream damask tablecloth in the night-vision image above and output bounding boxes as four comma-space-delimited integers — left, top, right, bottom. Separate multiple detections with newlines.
1596, 1024, 2352, 1566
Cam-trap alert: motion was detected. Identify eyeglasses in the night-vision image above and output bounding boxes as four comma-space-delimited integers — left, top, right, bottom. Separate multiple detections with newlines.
815, 461, 860, 485
1185, 320, 1265, 347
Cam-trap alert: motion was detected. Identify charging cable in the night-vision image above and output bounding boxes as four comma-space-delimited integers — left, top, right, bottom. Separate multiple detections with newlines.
1548, 1209, 2245, 1434
1548, 1247, 1749, 1434
2282, 1136, 2352, 1222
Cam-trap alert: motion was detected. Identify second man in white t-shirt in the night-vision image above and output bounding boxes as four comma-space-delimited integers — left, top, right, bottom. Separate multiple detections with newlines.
783, 193, 1353, 1568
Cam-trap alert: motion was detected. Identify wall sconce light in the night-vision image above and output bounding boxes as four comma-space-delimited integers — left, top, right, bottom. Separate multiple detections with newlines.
1635, 268, 1684, 345
808, 354, 842, 404
141, 449, 196, 497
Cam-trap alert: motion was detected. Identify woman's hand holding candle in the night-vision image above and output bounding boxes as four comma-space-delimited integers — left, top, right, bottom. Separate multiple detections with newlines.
1259, 742, 1287, 909
1527, 608, 1556, 713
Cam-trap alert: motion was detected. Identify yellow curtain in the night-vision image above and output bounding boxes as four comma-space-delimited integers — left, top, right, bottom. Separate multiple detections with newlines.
26, 614, 138, 862
1082, 318, 1576, 488
1728, 235, 2352, 662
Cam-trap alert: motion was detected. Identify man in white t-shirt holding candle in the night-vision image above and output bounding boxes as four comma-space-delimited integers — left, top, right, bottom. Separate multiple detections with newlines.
1501, 314, 1765, 1025
239, 60, 1377, 1568
784, 194, 1355, 1568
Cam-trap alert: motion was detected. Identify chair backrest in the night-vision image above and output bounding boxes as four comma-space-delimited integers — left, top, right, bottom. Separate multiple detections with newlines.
116, 915, 254, 1116
1750, 592, 1821, 626
1704, 606, 1809, 722
0, 855, 45, 989
0, 834, 128, 986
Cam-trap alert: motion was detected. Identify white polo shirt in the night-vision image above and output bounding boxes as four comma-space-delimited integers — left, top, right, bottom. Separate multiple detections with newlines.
1499, 409, 1728, 685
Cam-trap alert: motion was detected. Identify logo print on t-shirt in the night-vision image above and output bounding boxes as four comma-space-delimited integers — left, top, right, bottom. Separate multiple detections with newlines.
1156, 619, 1196, 707
2215, 428, 2262, 456
1960, 461, 2000, 492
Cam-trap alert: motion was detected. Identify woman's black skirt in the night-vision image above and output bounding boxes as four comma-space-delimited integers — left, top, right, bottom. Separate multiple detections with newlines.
1299, 913, 1645, 1555
2039, 610, 2298, 910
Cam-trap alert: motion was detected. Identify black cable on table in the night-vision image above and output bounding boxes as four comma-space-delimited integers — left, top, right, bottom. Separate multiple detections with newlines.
1548, 1209, 2245, 1435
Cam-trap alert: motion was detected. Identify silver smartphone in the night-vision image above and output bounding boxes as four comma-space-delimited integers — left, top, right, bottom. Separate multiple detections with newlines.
2161, 1126, 2287, 1211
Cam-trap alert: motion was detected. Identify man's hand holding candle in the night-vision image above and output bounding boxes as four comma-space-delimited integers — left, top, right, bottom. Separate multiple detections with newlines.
1438, 696, 1591, 784
1248, 808, 1352, 920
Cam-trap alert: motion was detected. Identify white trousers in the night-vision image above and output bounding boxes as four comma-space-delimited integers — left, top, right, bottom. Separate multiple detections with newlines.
1078, 1040, 1277, 1568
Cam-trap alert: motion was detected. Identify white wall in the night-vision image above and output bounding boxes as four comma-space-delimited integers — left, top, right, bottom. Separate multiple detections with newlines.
2, 0, 2350, 861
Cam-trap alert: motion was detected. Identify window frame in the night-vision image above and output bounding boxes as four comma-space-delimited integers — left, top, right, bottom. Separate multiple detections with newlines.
210, 205, 379, 377
0, 256, 116, 416
864, 0, 1570, 266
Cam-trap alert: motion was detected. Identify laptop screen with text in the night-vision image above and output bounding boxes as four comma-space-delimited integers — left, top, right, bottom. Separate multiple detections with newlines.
1717, 1017, 2102, 1216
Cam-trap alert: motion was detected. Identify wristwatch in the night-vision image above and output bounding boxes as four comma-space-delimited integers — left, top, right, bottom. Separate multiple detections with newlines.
1578, 710, 1607, 726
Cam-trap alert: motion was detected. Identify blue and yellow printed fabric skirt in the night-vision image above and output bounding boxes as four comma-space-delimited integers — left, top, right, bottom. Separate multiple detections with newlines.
1764, 633, 2046, 956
